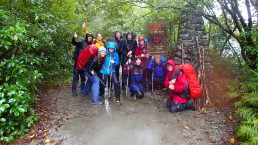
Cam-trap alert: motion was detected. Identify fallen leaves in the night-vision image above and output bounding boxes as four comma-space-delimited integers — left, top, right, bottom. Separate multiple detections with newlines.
183, 125, 190, 129
229, 115, 233, 120
230, 137, 235, 144
45, 139, 51, 143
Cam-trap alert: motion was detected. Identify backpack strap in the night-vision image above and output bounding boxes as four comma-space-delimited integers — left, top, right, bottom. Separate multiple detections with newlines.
172, 69, 190, 99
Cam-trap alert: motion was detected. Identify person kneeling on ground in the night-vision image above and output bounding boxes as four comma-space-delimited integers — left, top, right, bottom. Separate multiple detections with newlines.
129, 57, 146, 99
164, 60, 193, 113
148, 55, 167, 91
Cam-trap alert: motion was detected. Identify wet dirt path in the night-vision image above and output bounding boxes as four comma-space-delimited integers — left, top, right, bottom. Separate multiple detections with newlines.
21, 85, 236, 145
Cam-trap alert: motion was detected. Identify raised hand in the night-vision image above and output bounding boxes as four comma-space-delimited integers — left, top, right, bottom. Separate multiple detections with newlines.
82, 22, 86, 29
74, 32, 77, 38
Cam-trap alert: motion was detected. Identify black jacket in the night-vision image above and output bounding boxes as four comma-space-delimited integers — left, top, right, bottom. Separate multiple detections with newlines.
84, 55, 105, 76
71, 34, 94, 62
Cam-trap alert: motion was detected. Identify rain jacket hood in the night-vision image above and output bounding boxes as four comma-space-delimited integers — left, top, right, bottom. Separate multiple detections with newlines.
125, 31, 136, 40
166, 59, 176, 75
85, 33, 94, 44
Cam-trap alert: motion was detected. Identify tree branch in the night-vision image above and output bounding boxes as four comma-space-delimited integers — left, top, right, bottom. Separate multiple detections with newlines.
232, 0, 248, 31
245, 0, 253, 31
221, 0, 243, 33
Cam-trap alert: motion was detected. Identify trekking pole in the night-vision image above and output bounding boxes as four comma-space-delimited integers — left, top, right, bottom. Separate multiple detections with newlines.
157, 92, 168, 110
94, 73, 114, 95
126, 62, 130, 98
108, 54, 114, 99
151, 59, 154, 93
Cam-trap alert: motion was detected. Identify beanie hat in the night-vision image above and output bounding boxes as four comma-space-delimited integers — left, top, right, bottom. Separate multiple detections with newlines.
98, 47, 106, 53
138, 36, 145, 42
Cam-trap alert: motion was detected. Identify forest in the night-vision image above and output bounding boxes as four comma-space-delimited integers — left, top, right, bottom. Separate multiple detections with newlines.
0, 0, 257, 144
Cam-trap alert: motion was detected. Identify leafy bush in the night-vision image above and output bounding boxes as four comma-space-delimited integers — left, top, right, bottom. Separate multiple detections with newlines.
0, 55, 43, 142
235, 67, 258, 144
0, 0, 78, 142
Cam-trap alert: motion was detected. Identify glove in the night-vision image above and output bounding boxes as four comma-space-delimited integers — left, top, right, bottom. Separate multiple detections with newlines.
110, 60, 114, 64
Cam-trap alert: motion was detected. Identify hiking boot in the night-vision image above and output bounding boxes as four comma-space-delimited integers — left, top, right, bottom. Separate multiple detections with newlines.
116, 100, 122, 105
72, 91, 78, 96
133, 96, 136, 100
91, 101, 103, 106
191, 103, 197, 111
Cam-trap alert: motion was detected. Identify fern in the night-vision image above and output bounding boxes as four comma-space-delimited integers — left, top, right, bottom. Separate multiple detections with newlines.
236, 124, 258, 142
235, 68, 258, 144
241, 92, 258, 108
235, 107, 256, 121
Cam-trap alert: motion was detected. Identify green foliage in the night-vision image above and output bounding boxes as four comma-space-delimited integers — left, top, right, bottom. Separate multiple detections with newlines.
0, 83, 39, 143
234, 67, 258, 144
0, 55, 43, 142
0, 0, 78, 142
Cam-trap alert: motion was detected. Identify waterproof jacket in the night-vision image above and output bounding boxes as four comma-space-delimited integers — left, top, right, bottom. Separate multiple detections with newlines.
135, 44, 149, 66
148, 59, 166, 78
122, 58, 134, 75
123, 32, 137, 59
129, 63, 145, 92
83, 28, 104, 49
83, 55, 105, 76
72, 39, 87, 62
164, 60, 188, 104
107, 31, 125, 56
71, 33, 93, 62
100, 49, 119, 75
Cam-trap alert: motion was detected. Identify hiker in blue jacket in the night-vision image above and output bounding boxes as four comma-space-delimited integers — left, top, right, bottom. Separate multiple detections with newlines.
148, 55, 167, 90
100, 42, 121, 104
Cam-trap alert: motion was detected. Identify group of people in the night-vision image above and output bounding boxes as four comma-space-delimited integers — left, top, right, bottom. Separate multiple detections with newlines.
71, 22, 194, 113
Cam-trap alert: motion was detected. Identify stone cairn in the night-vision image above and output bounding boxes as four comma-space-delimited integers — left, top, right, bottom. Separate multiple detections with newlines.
175, 10, 213, 73
175, 10, 213, 107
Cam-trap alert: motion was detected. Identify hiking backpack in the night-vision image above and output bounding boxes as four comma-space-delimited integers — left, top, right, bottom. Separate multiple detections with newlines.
175, 63, 202, 99
76, 44, 98, 70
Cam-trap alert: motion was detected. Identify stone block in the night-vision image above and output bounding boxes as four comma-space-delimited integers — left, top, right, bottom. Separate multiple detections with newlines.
189, 31, 201, 39
179, 30, 189, 34
186, 23, 195, 30
195, 25, 205, 31
199, 39, 209, 46
190, 16, 204, 24
180, 23, 186, 29
204, 56, 212, 62
179, 34, 191, 40
183, 41, 195, 48
174, 57, 182, 65
175, 51, 182, 57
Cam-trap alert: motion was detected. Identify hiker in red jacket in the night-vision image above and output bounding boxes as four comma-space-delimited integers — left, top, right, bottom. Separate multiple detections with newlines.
164, 59, 193, 112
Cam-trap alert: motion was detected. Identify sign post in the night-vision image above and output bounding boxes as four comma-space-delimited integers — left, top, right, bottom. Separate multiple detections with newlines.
147, 23, 167, 56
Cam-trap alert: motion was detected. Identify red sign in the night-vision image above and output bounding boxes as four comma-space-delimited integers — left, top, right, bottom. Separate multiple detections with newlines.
147, 23, 167, 55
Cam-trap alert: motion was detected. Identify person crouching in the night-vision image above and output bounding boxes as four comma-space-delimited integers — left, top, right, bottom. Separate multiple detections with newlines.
164, 60, 193, 112
129, 57, 146, 99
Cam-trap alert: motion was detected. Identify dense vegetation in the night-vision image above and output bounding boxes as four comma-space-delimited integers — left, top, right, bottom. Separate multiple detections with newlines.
0, 0, 79, 142
0, 0, 257, 144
